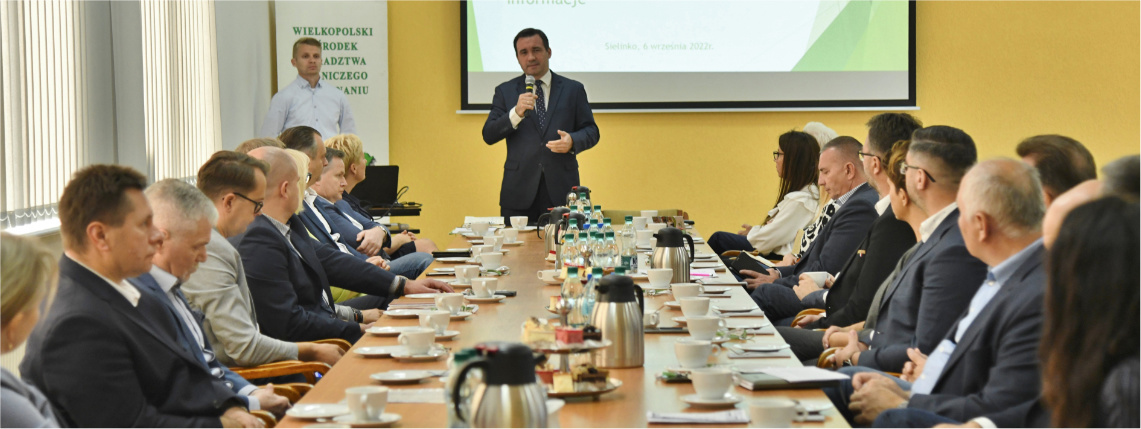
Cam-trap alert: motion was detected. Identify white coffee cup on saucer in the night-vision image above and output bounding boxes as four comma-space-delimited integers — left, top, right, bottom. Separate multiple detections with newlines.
470, 245, 494, 259
397, 327, 436, 355
689, 367, 733, 400
479, 252, 503, 270
674, 339, 712, 369
502, 228, 519, 243
636, 230, 654, 247
671, 283, 704, 299
647, 222, 667, 233
470, 277, 498, 298
418, 310, 450, 335
641, 210, 659, 218
801, 271, 831, 287
748, 399, 798, 428
686, 315, 726, 341
632, 216, 650, 231
435, 293, 465, 315
345, 386, 388, 421
483, 234, 503, 252
646, 268, 672, 288
510, 216, 528, 230
469, 221, 491, 236
679, 297, 711, 318
455, 265, 480, 285
537, 269, 560, 283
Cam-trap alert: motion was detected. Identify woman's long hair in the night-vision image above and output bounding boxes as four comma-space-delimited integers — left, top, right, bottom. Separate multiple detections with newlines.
1041, 197, 1139, 427
768, 131, 820, 222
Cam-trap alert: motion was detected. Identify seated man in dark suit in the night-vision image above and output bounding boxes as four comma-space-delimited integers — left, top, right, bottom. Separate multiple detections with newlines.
305, 147, 432, 279
824, 126, 988, 374
748, 137, 880, 325
232, 148, 452, 343
826, 159, 1049, 426
20, 165, 262, 428
133, 179, 291, 416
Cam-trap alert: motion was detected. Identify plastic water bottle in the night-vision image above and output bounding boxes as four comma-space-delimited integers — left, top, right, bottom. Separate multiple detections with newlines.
582, 267, 602, 320
577, 231, 591, 270
561, 267, 586, 327
603, 231, 619, 268
576, 192, 590, 213
560, 232, 576, 270
620, 216, 638, 271
589, 231, 605, 267
590, 205, 604, 228
565, 218, 580, 243
602, 217, 615, 238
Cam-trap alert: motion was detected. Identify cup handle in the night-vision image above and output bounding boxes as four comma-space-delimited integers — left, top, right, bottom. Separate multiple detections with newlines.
717, 319, 727, 329
398, 333, 409, 346
537, 271, 544, 280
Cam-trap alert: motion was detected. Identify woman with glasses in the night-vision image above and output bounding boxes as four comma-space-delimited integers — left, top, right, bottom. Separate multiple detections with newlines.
708, 130, 821, 259
1, 233, 61, 427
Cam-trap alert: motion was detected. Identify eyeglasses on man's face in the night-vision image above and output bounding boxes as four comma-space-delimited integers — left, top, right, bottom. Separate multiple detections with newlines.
858, 151, 883, 164
900, 161, 937, 183
233, 192, 264, 214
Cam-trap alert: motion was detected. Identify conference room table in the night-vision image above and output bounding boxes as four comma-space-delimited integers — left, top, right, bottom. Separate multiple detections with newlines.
276, 223, 849, 428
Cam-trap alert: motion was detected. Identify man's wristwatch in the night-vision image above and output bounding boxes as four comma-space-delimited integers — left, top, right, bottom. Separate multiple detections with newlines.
352, 308, 363, 323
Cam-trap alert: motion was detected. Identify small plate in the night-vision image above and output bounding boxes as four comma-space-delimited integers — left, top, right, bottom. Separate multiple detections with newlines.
702, 286, 731, 294
404, 293, 440, 299
464, 295, 506, 303
682, 393, 742, 408
286, 403, 350, 419
433, 268, 456, 273
461, 233, 482, 238
671, 316, 688, 325
726, 319, 771, 329
332, 413, 402, 427
450, 311, 474, 320
713, 304, 758, 312
384, 309, 425, 319
447, 280, 471, 288
466, 240, 485, 245
710, 335, 732, 344
366, 326, 420, 336
664, 301, 681, 309
502, 240, 524, 246
391, 348, 447, 362
435, 330, 460, 341
733, 343, 790, 353
436, 257, 470, 263
354, 346, 406, 357
371, 370, 436, 384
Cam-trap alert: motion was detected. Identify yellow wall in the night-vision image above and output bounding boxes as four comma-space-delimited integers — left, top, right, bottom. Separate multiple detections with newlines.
388, 1, 1140, 246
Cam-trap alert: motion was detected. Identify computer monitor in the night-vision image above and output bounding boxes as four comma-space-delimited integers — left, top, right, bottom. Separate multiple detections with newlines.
349, 165, 400, 208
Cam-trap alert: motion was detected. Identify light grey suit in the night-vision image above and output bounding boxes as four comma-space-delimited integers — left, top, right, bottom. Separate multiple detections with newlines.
181, 229, 298, 367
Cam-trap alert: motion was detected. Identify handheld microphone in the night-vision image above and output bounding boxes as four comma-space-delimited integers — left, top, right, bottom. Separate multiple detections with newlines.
524, 75, 535, 118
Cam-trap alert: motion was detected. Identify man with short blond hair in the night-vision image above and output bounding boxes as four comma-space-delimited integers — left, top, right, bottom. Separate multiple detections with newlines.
260, 37, 357, 139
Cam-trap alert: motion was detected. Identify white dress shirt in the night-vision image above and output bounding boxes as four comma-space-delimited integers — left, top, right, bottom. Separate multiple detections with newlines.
260, 75, 357, 139
508, 70, 551, 129
919, 202, 958, 243
66, 255, 140, 307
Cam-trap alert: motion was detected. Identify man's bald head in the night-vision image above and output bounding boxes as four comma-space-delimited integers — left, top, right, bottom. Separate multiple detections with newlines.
1043, 180, 1102, 248
959, 158, 1045, 239
249, 146, 297, 191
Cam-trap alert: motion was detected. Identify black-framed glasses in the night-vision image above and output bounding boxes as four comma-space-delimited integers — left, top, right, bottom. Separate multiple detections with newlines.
772, 151, 784, 161
233, 192, 264, 214
858, 151, 883, 164
900, 161, 937, 183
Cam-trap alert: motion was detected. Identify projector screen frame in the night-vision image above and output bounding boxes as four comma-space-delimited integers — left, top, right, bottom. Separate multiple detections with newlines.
459, 0, 916, 112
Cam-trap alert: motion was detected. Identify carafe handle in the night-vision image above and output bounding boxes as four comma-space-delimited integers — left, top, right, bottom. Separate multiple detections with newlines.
451, 359, 489, 423
633, 284, 644, 315
684, 234, 695, 262
536, 214, 550, 238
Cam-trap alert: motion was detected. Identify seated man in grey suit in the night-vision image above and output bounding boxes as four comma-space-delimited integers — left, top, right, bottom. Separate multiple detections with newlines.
825, 126, 988, 373
181, 150, 344, 368
21, 165, 262, 427
826, 159, 1049, 426
748, 137, 880, 325
133, 178, 291, 417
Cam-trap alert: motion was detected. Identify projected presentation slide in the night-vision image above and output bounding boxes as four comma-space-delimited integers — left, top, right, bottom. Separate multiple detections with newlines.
462, 0, 914, 110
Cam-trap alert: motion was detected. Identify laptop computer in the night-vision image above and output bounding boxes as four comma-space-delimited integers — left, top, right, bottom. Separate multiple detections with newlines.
349, 165, 400, 208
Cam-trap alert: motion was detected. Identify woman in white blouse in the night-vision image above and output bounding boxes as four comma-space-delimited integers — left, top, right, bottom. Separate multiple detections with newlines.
709, 130, 821, 258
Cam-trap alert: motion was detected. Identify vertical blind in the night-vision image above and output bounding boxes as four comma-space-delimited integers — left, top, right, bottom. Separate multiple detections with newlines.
1, 0, 222, 231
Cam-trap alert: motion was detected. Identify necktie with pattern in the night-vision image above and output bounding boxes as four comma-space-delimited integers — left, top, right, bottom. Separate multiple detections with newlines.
535, 80, 547, 130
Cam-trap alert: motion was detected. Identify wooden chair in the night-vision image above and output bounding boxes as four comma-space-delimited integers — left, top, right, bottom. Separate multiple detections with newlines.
231, 361, 332, 384
791, 308, 826, 327
250, 410, 277, 427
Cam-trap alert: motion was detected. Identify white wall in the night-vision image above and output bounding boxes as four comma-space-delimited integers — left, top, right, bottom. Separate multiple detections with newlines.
215, 1, 273, 149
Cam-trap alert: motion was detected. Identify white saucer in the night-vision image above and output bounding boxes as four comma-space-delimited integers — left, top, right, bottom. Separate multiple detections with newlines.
391, 348, 447, 362
433, 268, 454, 274
726, 319, 771, 329
332, 413, 401, 427
371, 370, 436, 384
404, 293, 439, 299
664, 301, 681, 308
713, 304, 757, 312
733, 343, 790, 352
502, 240, 524, 246
666, 364, 714, 373
671, 316, 688, 325
519, 226, 537, 231
709, 335, 732, 344
383, 309, 424, 318
450, 311, 474, 320
467, 240, 485, 245
435, 330, 460, 341
691, 262, 724, 269
354, 346, 406, 357
682, 393, 742, 408
285, 403, 350, 419
464, 295, 506, 303
702, 286, 731, 294
436, 257, 470, 263
447, 280, 472, 288
366, 326, 420, 336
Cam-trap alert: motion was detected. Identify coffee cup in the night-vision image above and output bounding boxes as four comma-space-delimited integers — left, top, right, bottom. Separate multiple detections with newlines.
640, 210, 659, 218
470, 245, 494, 259
632, 216, 650, 231
435, 293, 465, 315
686, 315, 726, 341
636, 229, 654, 247
418, 310, 450, 335
455, 265, 480, 285
537, 269, 560, 284
479, 252, 503, 270
801, 271, 831, 287
647, 222, 667, 233
483, 234, 503, 252
679, 297, 711, 318
689, 367, 733, 400
671, 283, 704, 299
646, 268, 673, 288
397, 326, 436, 355
502, 228, 519, 243
470, 277, 498, 298
748, 399, 798, 428
510, 216, 529, 230
674, 339, 712, 369
345, 386, 388, 421
469, 221, 491, 236
637, 253, 650, 273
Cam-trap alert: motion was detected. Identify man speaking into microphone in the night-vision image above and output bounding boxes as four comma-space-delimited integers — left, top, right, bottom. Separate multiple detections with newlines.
482, 28, 600, 223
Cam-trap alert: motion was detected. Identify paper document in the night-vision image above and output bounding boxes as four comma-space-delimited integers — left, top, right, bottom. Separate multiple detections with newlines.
732, 366, 850, 382
463, 216, 505, 226
646, 409, 749, 424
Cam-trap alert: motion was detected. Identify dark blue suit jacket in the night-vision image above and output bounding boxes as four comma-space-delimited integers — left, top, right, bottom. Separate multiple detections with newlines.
300, 198, 371, 260
482, 72, 600, 210
231, 215, 398, 342
908, 243, 1046, 421
21, 256, 243, 427
861, 208, 989, 372
773, 182, 879, 287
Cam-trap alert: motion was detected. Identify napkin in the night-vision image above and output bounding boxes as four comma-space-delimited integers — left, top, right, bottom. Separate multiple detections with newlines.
646, 409, 749, 424
387, 388, 446, 404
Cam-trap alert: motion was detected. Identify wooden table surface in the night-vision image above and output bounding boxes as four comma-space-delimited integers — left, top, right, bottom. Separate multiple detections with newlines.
277, 226, 849, 428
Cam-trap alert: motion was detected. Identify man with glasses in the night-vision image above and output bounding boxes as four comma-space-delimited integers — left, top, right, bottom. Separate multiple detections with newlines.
181, 150, 346, 368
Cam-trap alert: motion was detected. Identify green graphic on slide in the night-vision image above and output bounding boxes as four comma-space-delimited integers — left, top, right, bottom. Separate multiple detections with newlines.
793, 0, 908, 72
467, 3, 483, 72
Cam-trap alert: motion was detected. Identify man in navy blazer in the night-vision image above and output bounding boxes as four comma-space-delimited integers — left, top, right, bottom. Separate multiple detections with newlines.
482, 28, 600, 222
21, 165, 260, 427
748, 138, 879, 324
828, 159, 1049, 426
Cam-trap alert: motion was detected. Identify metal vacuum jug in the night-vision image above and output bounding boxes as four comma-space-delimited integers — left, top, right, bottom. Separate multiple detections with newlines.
451, 342, 548, 428
650, 227, 695, 283
590, 274, 644, 368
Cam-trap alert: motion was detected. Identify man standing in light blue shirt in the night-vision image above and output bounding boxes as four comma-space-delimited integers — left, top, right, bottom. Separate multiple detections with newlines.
261, 38, 357, 139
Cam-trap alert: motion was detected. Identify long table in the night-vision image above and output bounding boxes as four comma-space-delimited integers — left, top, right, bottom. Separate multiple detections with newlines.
277, 226, 849, 428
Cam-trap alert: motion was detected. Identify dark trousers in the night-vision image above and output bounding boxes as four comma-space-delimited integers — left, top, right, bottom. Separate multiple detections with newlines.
751, 284, 827, 324
874, 408, 958, 428
708, 231, 754, 255
775, 325, 827, 362
501, 173, 555, 225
